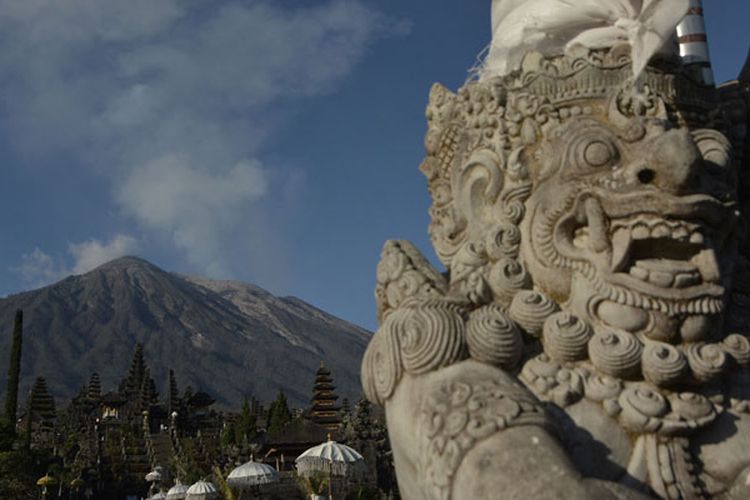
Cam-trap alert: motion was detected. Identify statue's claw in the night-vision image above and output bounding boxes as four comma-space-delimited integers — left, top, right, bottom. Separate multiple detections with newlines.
375, 240, 448, 323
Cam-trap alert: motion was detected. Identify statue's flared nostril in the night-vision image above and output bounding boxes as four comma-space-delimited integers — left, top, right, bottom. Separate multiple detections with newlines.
637, 168, 655, 185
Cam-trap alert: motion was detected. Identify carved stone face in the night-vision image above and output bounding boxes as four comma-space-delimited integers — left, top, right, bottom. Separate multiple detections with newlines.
520, 111, 738, 343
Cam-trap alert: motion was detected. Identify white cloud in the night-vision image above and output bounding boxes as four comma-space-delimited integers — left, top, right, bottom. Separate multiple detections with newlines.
15, 248, 67, 289
69, 234, 140, 274
117, 155, 267, 276
0, 0, 406, 282
14, 235, 140, 289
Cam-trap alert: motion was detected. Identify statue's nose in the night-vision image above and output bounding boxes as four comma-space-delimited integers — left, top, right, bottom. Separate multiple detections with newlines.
632, 129, 702, 194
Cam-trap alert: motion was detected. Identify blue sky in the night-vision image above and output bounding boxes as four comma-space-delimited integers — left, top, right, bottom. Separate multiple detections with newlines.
0, 1, 748, 331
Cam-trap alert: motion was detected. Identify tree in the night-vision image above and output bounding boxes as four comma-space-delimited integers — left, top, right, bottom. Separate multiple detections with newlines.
341, 397, 351, 418
168, 369, 179, 413
345, 397, 397, 497
235, 398, 256, 443
0, 447, 51, 499
267, 391, 291, 434
4, 310, 23, 427
0, 419, 14, 452
220, 423, 236, 447
212, 465, 236, 500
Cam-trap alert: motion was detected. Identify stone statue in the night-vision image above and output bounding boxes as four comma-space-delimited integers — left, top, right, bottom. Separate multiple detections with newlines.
361, 1, 750, 498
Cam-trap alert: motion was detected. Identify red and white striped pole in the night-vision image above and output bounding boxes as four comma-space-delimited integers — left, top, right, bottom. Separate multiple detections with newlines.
676, 0, 715, 85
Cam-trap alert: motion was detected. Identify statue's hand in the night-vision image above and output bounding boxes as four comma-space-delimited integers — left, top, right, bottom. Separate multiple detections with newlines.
374, 240, 449, 324
385, 359, 648, 499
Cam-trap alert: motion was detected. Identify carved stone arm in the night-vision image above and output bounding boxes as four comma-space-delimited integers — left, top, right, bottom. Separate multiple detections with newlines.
362, 240, 646, 498
376, 356, 647, 499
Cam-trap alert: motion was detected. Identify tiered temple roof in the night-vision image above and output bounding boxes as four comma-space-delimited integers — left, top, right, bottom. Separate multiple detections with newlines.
308, 362, 341, 431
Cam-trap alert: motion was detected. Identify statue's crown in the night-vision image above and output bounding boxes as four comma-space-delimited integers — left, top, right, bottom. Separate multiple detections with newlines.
501, 45, 720, 124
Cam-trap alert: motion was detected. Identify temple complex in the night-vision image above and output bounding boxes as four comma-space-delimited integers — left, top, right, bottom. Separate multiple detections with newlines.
0, 341, 389, 499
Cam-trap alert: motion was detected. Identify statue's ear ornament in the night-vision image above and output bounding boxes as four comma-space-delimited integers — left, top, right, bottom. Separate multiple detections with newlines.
453, 149, 505, 240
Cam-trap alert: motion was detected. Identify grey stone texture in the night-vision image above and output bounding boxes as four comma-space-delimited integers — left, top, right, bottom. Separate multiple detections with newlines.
361, 37, 750, 500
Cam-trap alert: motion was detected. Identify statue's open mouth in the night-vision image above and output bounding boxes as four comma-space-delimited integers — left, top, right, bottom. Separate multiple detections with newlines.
609, 217, 712, 287
551, 190, 735, 313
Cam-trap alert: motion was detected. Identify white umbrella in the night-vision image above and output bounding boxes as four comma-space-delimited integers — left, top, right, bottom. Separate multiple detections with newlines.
295, 436, 365, 477
166, 482, 189, 500
145, 470, 162, 482
227, 459, 279, 488
296, 435, 365, 500
185, 480, 219, 500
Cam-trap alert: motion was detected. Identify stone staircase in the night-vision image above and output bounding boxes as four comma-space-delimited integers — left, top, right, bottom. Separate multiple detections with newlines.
196, 427, 223, 471
148, 432, 175, 470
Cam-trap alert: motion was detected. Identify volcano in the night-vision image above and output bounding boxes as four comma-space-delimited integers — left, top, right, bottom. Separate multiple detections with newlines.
0, 256, 371, 408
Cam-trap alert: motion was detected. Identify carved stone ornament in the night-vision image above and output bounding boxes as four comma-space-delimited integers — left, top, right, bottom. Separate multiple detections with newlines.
362, 3, 750, 498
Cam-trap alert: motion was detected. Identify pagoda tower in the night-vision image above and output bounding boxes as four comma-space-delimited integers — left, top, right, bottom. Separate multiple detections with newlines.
87, 372, 102, 401
28, 377, 56, 422
308, 363, 341, 431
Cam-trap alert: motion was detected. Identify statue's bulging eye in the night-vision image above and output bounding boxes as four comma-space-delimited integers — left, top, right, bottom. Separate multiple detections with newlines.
567, 133, 619, 173
584, 141, 614, 167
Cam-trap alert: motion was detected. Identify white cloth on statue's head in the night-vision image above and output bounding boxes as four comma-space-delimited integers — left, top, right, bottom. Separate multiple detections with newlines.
481, 0, 688, 80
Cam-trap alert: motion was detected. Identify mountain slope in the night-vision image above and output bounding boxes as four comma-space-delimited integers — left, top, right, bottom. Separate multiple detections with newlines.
0, 257, 371, 408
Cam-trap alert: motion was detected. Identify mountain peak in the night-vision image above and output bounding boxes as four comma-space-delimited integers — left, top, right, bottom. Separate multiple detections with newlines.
0, 256, 371, 409
90, 255, 158, 272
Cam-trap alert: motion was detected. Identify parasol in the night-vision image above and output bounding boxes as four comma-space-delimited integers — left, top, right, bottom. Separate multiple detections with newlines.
296, 435, 365, 500
145, 469, 163, 482
37, 475, 58, 499
185, 480, 219, 500
166, 481, 189, 500
295, 436, 364, 477
227, 459, 278, 488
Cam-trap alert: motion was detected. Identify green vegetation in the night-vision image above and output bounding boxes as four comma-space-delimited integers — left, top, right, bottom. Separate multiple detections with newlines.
267, 391, 292, 434
0, 447, 51, 499
0, 311, 59, 499
236, 398, 257, 443
298, 471, 329, 497
212, 465, 236, 500
0, 335, 398, 498
4, 310, 23, 428
171, 438, 206, 484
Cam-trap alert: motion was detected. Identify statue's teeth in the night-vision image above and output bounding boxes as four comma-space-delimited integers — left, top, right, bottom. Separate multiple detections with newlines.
657, 300, 668, 314
652, 224, 670, 238
630, 266, 649, 280
689, 231, 705, 244
648, 270, 674, 288
632, 224, 650, 240
623, 289, 635, 307
710, 300, 722, 314
673, 226, 689, 241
